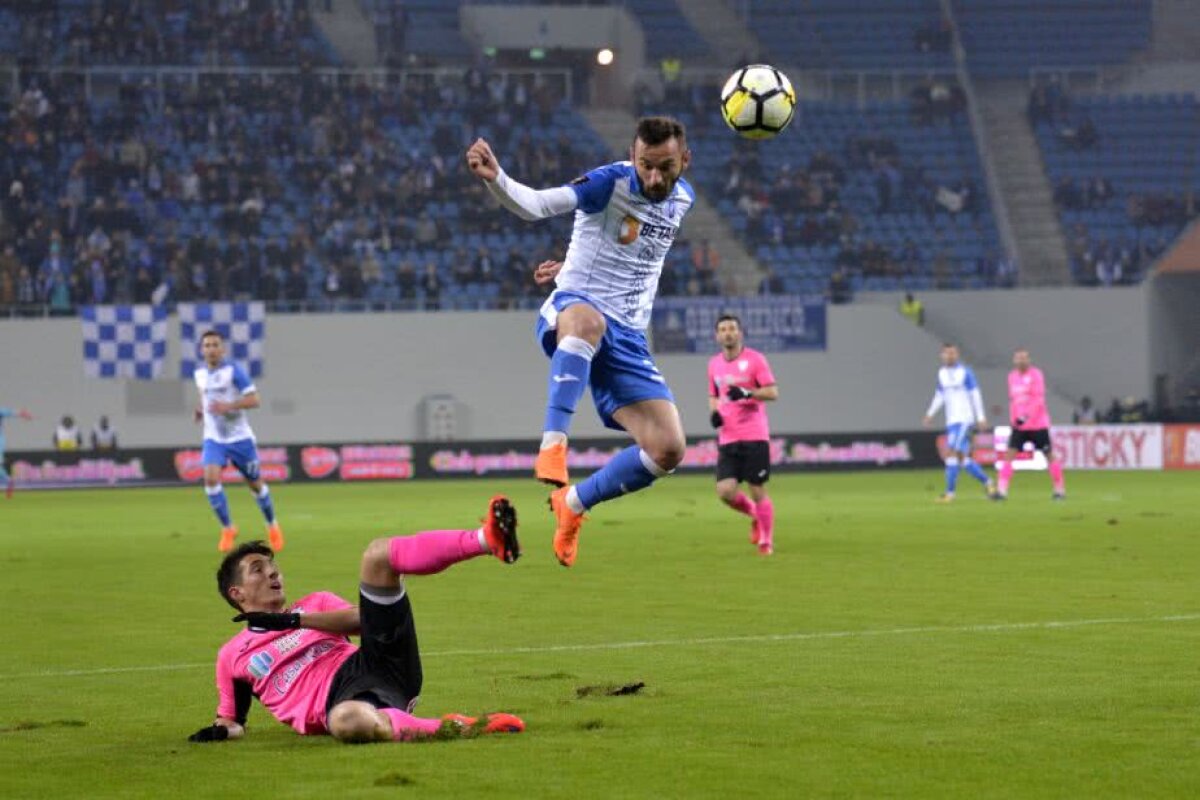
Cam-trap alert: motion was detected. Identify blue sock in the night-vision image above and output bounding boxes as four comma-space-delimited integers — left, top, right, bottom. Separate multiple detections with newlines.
206, 485, 232, 527
255, 485, 276, 524
944, 462, 961, 494
543, 336, 595, 435
963, 460, 989, 485
575, 446, 664, 510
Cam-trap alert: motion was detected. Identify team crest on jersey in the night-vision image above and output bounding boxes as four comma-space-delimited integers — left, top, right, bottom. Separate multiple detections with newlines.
248, 651, 275, 679
739, 360, 749, 371
617, 215, 641, 245
570, 175, 590, 185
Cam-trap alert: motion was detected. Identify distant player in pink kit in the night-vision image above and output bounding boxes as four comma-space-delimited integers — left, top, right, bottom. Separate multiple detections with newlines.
707, 314, 779, 555
188, 496, 525, 745
995, 349, 1066, 501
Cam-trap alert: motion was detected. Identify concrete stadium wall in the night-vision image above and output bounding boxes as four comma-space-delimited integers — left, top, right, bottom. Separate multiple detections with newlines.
0, 287, 1148, 449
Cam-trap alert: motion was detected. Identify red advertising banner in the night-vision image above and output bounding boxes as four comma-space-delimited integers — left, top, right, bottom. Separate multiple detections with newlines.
1163, 424, 1200, 470
1051, 425, 1163, 470
173, 447, 291, 483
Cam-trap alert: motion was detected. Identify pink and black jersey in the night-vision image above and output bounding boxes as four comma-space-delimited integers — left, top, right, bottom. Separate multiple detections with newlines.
214, 591, 357, 735
707, 347, 776, 445
1007, 367, 1051, 430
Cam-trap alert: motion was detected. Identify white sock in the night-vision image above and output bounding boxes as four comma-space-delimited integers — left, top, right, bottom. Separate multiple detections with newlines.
541, 431, 567, 449
475, 528, 488, 553
565, 486, 586, 515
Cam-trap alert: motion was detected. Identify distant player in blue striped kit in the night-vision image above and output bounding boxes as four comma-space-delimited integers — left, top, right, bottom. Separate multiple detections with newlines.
193, 330, 284, 552
0, 406, 33, 498
466, 117, 695, 567
921, 343, 997, 503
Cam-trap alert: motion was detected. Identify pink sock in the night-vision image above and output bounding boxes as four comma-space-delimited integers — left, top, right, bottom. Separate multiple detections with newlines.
388, 529, 485, 576
997, 461, 1013, 494
756, 496, 774, 544
1049, 461, 1065, 493
380, 707, 442, 741
728, 492, 756, 517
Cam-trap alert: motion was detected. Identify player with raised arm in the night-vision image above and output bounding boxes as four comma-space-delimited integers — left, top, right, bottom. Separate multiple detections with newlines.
921, 343, 997, 503
707, 315, 779, 554
188, 495, 523, 745
466, 117, 695, 567
0, 406, 33, 498
994, 349, 1065, 501
194, 329, 283, 553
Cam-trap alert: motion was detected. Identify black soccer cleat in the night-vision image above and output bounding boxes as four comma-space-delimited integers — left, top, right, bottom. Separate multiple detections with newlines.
482, 495, 521, 564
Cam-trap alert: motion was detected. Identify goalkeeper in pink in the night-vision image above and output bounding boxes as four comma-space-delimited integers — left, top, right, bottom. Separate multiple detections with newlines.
188, 496, 525, 745
995, 349, 1065, 500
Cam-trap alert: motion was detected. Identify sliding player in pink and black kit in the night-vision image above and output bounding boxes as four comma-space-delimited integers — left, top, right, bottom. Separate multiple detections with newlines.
995, 349, 1066, 500
708, 314, 779, 555
188, 496, 524, 745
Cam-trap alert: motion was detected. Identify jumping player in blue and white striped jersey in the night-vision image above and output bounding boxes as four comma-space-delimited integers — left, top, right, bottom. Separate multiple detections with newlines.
466, 117, 695, 567
921, 343, 997, 503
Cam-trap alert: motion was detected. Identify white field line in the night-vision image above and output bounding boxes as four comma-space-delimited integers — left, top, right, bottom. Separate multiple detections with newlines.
3, 613, 1197, 681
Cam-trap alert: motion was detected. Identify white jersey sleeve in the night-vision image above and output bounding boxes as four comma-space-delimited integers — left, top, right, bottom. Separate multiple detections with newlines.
485, 169, 579, 221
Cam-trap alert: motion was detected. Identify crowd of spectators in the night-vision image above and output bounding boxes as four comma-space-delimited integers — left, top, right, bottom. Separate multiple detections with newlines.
8, 0, 336, 68
0, 63, 604, 314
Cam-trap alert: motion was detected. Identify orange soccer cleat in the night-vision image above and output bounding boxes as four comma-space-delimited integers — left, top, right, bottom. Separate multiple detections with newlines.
218, 526, 239, 553
267, 522, 285, 553
534, 442, 569, 488
548, 487, 586, 567
481, 495, 521, 564
441, 712, 525, 735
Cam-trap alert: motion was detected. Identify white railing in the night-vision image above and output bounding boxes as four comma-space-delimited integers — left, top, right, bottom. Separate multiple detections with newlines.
639, 65, 960, 107
0, 64, 575, 105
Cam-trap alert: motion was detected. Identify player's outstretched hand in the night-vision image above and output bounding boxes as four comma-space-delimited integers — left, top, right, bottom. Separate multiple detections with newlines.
726, 385, 753, 401
188, 725, 230, 743
232, 611, 301, 631
466, 138, 500, 182
976, 417, 990, 431
921, 415, 934, 428
533, 260, 563, 286
710, 410, 723, 428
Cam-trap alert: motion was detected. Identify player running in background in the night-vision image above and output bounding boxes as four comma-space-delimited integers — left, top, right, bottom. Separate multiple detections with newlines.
707, 314, 779, 555
466, 117, 695, 567
0, 406, 33, 498
922, 343, 996, 503
188, 495, 523, 745
194, 329, 283, 553
995, 349, 1065, 500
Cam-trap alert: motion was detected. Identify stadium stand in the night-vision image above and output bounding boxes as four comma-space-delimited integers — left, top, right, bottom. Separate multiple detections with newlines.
0, 68, 616, 313
955, 0, 1153, 77
656, 79, 1005, 294
1031, 87, 1199, 286
743, 0, 954, 71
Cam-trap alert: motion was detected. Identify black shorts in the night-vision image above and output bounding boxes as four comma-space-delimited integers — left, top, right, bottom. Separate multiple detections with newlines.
325, 590, 423, 716
1008, 428, 1053, 455
716, 441, 771, 485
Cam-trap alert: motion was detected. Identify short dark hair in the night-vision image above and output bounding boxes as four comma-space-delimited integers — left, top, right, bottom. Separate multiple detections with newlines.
217, 541, 274, 611
634, 116, 686, 147
200, 329, 223, 343
715, 313, 741, 330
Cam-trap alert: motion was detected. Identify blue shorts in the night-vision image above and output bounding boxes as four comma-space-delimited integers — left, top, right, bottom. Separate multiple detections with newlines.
537, 292, 675, 431
944, 423, 975, 454
202, 438, 261, 481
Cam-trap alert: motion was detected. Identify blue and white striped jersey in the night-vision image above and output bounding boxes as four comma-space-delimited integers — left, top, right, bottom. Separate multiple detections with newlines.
926, 364, 986, 427
548, 161, 694, 330
195, 362, 257, 444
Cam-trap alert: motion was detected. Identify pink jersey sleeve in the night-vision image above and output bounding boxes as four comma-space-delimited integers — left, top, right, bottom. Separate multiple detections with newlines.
215, 643, 239, 721
753, 352, 777, 388
300, 591, 354, 614
707, 357, 719, 398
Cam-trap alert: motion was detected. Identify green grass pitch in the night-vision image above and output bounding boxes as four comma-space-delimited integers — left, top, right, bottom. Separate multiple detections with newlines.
1, 471, 1197, 799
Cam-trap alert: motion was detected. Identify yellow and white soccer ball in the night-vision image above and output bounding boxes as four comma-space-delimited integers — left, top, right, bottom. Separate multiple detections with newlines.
720, 64, 797, 140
